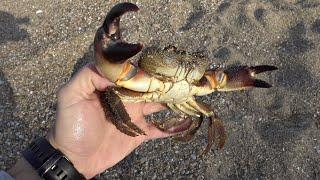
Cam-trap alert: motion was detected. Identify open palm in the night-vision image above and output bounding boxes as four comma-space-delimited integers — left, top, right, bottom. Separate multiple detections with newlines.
47, 65, 168, 179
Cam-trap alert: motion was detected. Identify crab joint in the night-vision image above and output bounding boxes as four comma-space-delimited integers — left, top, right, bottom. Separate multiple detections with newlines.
203, 70, 227, 90
116, 67, 165, 93
117, 62, 138, 81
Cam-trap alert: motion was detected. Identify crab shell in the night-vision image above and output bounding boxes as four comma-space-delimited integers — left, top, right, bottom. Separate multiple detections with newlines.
138, 48, 208, 82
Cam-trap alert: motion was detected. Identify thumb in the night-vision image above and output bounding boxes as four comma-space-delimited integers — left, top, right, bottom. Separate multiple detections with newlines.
142, 103, 167, 116
62, 64, 113, 96
73, 64, 113, 93
143, 123, 174, 141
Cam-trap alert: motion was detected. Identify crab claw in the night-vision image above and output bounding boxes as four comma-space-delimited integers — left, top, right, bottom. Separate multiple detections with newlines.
205, 65, 277, 91
94, 3, 143, 82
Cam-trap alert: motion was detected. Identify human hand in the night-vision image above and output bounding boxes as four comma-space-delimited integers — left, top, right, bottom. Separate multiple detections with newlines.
47, 64, 170, 179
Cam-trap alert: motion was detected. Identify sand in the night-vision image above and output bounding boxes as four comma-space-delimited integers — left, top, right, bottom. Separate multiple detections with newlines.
0, 0, 319, 179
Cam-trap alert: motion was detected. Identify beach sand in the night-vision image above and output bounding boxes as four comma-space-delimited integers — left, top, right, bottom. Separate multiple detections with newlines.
0, 0, 319, 179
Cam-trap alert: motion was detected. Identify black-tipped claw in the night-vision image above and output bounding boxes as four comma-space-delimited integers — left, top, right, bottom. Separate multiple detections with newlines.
102, 42, 143, 63
249, 65, 278, 75
103, 2, 139, 37
223, 65, 277, 90
253, 79, 272, 88
250, 65, 277, 88
98, 3, 142, 63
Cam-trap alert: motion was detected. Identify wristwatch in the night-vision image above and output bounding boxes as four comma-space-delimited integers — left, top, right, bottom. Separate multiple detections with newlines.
23, 137, 85, 180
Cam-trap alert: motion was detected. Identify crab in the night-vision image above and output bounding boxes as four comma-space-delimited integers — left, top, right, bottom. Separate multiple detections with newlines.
94, 2, 277, 153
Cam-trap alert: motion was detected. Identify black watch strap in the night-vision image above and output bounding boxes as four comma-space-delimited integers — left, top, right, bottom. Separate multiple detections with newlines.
23, 137, 85, 180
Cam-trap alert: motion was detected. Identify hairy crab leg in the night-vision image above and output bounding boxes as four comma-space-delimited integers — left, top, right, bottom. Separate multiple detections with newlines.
167, 99, 226, 153
174, 118, 203, 142
202, 116, 226, 155
151, 103, 201, 135
151, 104, 196, 134
167, 101, 205, 142
103, 87, 146, 136
102, 91, 138, 136
184, 99, 227, 154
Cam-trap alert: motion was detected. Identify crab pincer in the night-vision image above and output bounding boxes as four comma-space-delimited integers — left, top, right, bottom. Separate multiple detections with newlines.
204, 65, 278, 91
222, 65, 278, 90
94, 2, 143, 82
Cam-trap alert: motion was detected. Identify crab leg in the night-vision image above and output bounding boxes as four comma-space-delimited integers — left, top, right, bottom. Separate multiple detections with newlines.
151, 116, 193, 133
201, 116, 226, 155
182, 99, 226, 154
167, 103, 182, 115
107, 87, 199, 135
151, 103, 200, 134
164, 99, 226, 153
112, 87, 161, 103
103, 87, 146, 136
173, 103, 201, 117
186, 99, 214, 117
174, 118, 203, 142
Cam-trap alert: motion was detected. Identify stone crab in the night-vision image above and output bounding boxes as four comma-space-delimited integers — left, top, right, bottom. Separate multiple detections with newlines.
94, 2, 277, 153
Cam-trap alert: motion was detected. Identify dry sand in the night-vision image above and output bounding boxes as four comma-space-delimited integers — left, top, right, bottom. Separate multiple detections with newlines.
0, 0, 319, 179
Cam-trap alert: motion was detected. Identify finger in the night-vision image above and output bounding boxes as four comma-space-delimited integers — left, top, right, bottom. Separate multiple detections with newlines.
129, 116, 174, 141
67, 64, 114, 94
82, 64, 114, 92
143, 123, 176, 141
142, 103, 167, 116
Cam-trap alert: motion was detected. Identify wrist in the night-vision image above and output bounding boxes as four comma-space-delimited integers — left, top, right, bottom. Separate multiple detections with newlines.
8, 157, 42, 180
21, 137, 86, 180
46, 136, 92, 179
